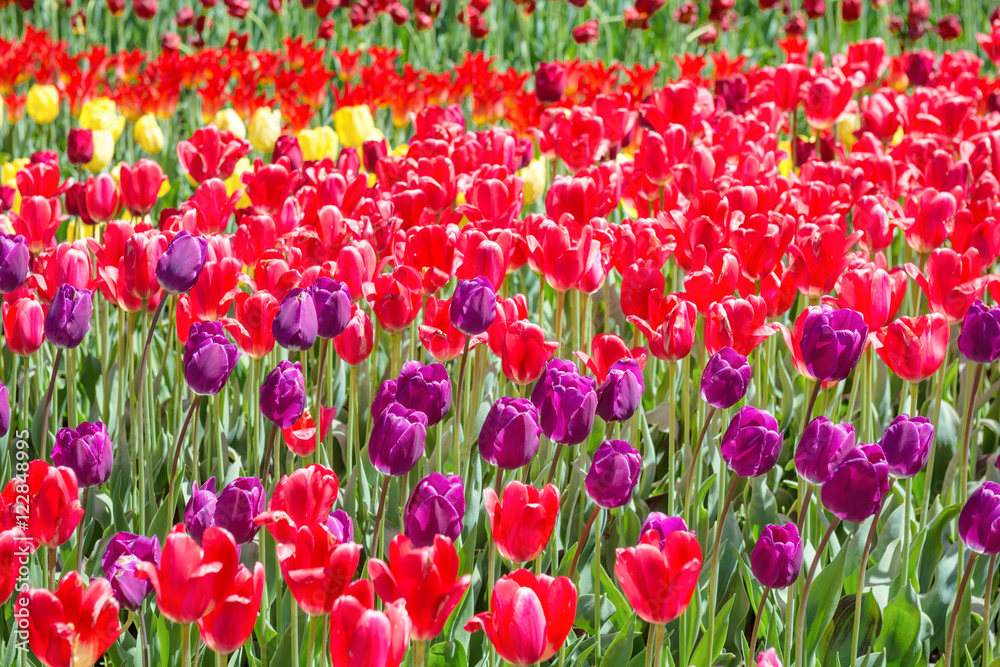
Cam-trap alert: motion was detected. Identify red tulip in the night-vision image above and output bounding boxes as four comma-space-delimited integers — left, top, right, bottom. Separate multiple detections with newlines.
176, 125, 251, 184
394, 223, 462, 295
20, 460, 84, 549
136, 525, 239, 624
760, 262, 797, 317
526, 216, 602, 293
629, 292, 698, 361
335, 240, 380, 302
459, 173, 524, 230
182, 179, 243, 235
464, 568, 577, 666
731, 212, 796, 281
123, 230, 167, 302
254, 250, 301, 302
551, 106, 605, 173
854, 195, 896, 252
825, 261, 907, 330
242, 162, 299, 217
620, 259, 665, 322
683, 248, 752, 314
614, 528, 703, 624
364, 266, 423, 333
120, 159, 165, 218
0, 528, 31, 604
704, 295, 777, 356
84, 174, 123, 225
3, 295, 45, 356
235, 213, 278, 267
333, 303, 374, 365
802, 69, 855, 130
418, 296, 467, 362
574, 333, 648, 383
28, 241, 92, 304
329, 579, 411, 667
17, 571, 121, 667
637, 125, 689, 185
15, 162, 66, 200
253, 464, 340, 544
484, 481, 560, 563
902, 188, 958, 254
788, 216, 864, 298
11, 196, 64, 254
487, 295, 530, 356
197, 563, 264, 654
369, 534, 471, 641
222, 290, 279, 358
874, 314, 950, 382
283, 406, 338, 457
277, 522, 361, 616
456, 228, 513, 291
497, 320, 559, 385
187, 257, 243, 322
907, 247, 993, 324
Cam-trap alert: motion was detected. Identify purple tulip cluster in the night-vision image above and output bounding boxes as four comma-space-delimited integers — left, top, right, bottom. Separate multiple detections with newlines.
958, 300, 1000, 363
183, 476, 266, 544
531, 359, 598, 446
102, 532, 162, 610
52, 421, 112, 488
403, 472, 465, 547
701, 347, 752, 409
798, 305, 868, 383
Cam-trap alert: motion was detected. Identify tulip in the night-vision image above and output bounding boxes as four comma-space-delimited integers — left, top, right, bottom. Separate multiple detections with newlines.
903, 188, 958, 254
479, 397, 541, 470
25, 84, 59, 125
222, 290, 278, 358
640, 513, 688, 549
535, 62, 568, 102
464, 568, 577, 666
364, 266, 423, 334
176, 125, 252, 184
958, 482, 1000, 555
720, 406, 783, 478
135, 525, 239, 623
403, 473, 465, 547
395, 361, 452, 426
260, 360, 306, 428
630, 292, 698, 361
325, 510, 354, 543
183, 321, 241, 395
197, 563, 265, 654
795, 417, 856, 485
0, 381, 9, 438
750, 523, 802, 589
958, 300, 1000, 363
67, 128, 94, 165
122, 231, 166, 302
369, 534, 471, 641
23, 460, 84, 548
700, 347, 753, 409
277, 523, 362, 616
248, 107, 282, 153
11, 195, 63, 254
333, 105, 376, 147
0, 528, 29, 605
283, 406, 338, 457
875, 314, 950, 382
879, 415, 934, 478
530, 359, 598, 446
825, 262, 907, 330
51, 421, 112, 488
134, 114, 164, 153
85, 174, 122, 224
156, 230, 209, 295
797, 305, 868, 383
3, 296, 45, 356
498, 320, 559, 385
273, 288, 318, 351
450, 276, 497, 335
309, 277, 352, 338
821, 444, 890, 523
101, 532, 161, 610
484, 481, 560, 562
574, 334, 648, 384
333, 303, 374, 365
596, 358, 645, 422
614, 528, 703, 624
369, 403, 428, 476
418, 296, 467, 362
272, 135, 303, 170
586, 440, 641, 509
757, 648, 785, 667
18, 572, 121, 667
44, 284, 93, 349
329, 579, 411, 667
253, 464, 340, 544
119, 159, 165, 218
0, 234, 29, 294
184, 478, 217, 544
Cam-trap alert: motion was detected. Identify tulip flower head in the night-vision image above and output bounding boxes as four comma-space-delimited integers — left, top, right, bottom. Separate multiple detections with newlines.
403, 473, 465, 547
394, 361, 452, 426
958, 300, 1000, 364
821, 444, 890, 523
273, 288, 319, 351
879, 414, 934, 479
530, 359, 598, 446
450, 276, 498, 335
277, 523, 362, 616
253, 464, 340, 544
700, 347, 752, 409
484, 481, 560, 562
614, 528, 703, 625
101, 532, 161, 610
585, 440, 642, 509
596, 358, 645, 422
260, 360, 307, 428
0, 233, 30, 294
329, 579, 411, 667
796, 305, 868, 383
794, 417, 855, 485
44, 284, 93, 349
156, 230, 208, 295
479, 397, 541, 470
750, 523, 802, 589
309, 277, 352, 339
183, 321, 241, 395
958, 482, 1000, 555
369, 402, 428, 476
197, 562, 265, 654
640, 513, 688, 549
51, 421, 112, 488
720, 406, 783, 478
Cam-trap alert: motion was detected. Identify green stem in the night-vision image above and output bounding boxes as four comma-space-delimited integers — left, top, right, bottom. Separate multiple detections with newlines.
39, 347, 64, 458
958, 363, 984, 505
850, 506, 882, 667
452, 336, 471, 475
167, 396, 202, 528
682, 406, 717, 524
748, 587, 770, 664
985, 554, 998, 667
943, 552, 977, 667
181, 624, 191, 667
920, 346, 949, 530
795, 518, 841, 667
706, 474, 740, 660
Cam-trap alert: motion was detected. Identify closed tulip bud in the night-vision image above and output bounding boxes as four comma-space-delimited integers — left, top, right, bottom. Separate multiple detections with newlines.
156, 230, 208, 294
85, 130, 115, 172
0, 381, 9, 439
586, 440, 641, 509
750, 522, 802, 589
362, 137, 388, 172
876, 314, 950, 382
119, 158, 165, 218
700, 347, 753, 409
333, 303, 374, 365
183, 321, 241, 395
26, 84, 60, 125
485, 481, 560, 563
615, 528, 703, 625
329, 580, 410, 667
795, 417, 855, 485
253, 464, 340, 544
134, 114, 165, 154
183, 478, 218, 544
212, 477, 265, 544
640, 513, 688, 549
596, 358, 644, 422
52, 421, 112, 488
403, 473, 465, 547
260, 360, 306, 428
101, 531, 161, 610
499, 321, 560, 385
85, 173, 122, 224
370, 402, 428, 476
958, 300, 1000, 363
535, 62, 568, 103
321, 510, 353, 543
959, 482, 1000, 554
530, 359, 598, 446
757, 648, 784, 667
0, 186, 13, 214
450, 276, 497, 335
0, 233, 30, 293
879, 414, 934, 478
3, 296, 45, 357
334, 105, 376, 147
395, 361, 452, 426
213, 109, 247, 140
67, 128, 95, 165
45, 284, 93, 349
297, 126, 340, 161
309, 277, 352, 338
273, 288, 318, 351
479, 397, 541, 470
821, 444, 889, 523
249, 107, 282, 153
798, 305, 868, 382
573, 19, 599, 43
272, 135, 303, 170
720, 406, 783, 478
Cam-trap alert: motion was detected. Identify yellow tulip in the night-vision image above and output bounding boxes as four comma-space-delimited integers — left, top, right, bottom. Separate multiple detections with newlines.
1, 159, 28, 186
298, 126, 340, 161
214, 109, 247, 140
85, 130, 115, 172
519, 157, 547, 206
837, 113, 859, 152
80, 97, 126, 142
777, 140, 794, 178
134, 114, 165, 154
334, 105, 375, 148
248, 108, 282, 153
0, 97, 4, 131
226, 158, 252, 207
392, 143, 408, 157
26, 84, 60, 125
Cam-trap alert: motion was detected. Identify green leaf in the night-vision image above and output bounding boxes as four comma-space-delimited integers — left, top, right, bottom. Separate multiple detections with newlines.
599, 565, 632, 631
599, 615, 637, 667
428, 640, 467, 667
916, 503, 961, 592
689, 596, 735, 667
805, 537, 849, 660
820, 593, 882, 666
156, 613, 170, 667
874, 584, 924, 667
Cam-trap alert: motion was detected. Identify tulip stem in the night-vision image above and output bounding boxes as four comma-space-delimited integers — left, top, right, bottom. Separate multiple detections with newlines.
706, 474, 740, 661
795, 483, 814, 539
554, 290, 565, 349
291, 605, 300, 667
985, 554, 998, 666
748, 586, 770, 663
943, 551, 978, 667
920, 346, 949, 531
795, 517, 841, 667
681, 406, 716, 524
803, 378, 822, 429
568, 505, 601, 580
259, 422, 279, 485
348, 365, 358, 476
546, 443, 564, 486
138, 608, 149, 667
167, 395, 202, 527
958, 363, 984, 506
850, 505, 882, 667
39, 347, 63, 457
413, 641, 427, 667
134, 294, 167, 431
453, 336, 471, 474
181, 623, 191, 667
76, 487, 88, 573
373, 475, 391, 560
652, 623, 666, 667
47, 545, 55, 591
305, 614, 318, 667
315, 338, 328, 459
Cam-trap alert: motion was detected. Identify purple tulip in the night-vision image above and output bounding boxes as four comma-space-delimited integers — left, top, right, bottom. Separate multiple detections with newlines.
535, 62, 568, 103
156, 230, 208, 295
325, 509, 355, 543
531, 359, 598, 446
272, 135, 303, 170
272, 288, 318, 351
958, 482, 1000, 555
0, 381, 8, 439
700, 347, 752, 409
795, 417, 855, 485
585, 440, 642, 509
45, 284, 93, 349
309, 277, 352, 339
362, 138, 388, 173
395, 361, 452, 426
101, 532, 162, 610
958, 300, 1000, 364
641, 513, 688, 548
0, 233, 30, 294
183, 478, 218, 544
369, 402, 428, 476
821, 444, 889, 523
798, 305, 868, 382
371, 379, 398, 419
596, 358, 645, 422
214, 477, 265, 544
260, 360, 306, 428
403, 473, 465, 547
750, 522, 803, 589
479, 397, 541, 470
51, 421, 112, 488
450, 277, 497, 335
721, 406, 783, 478
183, 321, 241, 395
67, 128, 94, 165
879, 414, 934, 478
